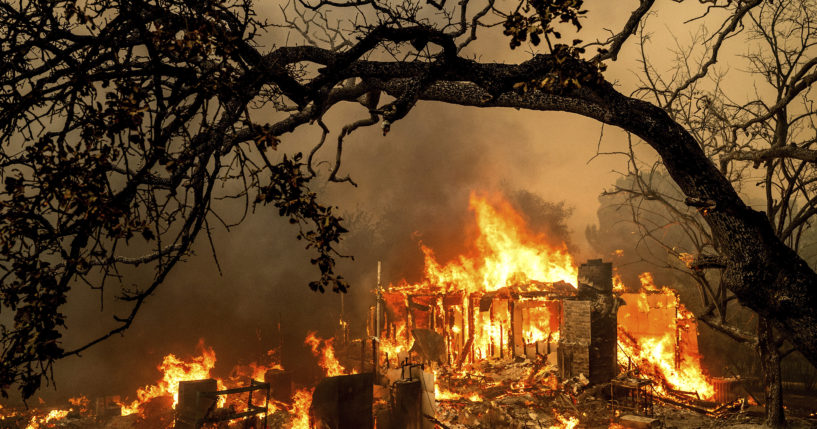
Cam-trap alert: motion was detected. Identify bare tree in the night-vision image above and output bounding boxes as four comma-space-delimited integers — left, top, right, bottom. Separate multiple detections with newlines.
4, 0, 817, 404
601, 1, 817, 425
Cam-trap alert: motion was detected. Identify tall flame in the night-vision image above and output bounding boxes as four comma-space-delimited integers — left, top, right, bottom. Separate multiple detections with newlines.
406, 192, 578, 293
304, 332, 357, 377
288, 388, 315, 429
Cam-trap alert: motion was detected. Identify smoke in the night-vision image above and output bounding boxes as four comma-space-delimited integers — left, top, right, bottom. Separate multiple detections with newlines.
7, 93, 627, 407
506, 189, 575, 252
16, 2, 643, 407
11, 0, 816, 408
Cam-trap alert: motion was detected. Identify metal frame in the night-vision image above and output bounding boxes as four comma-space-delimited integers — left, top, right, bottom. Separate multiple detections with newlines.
609, 377, 655, 417
190, 380, 271, 428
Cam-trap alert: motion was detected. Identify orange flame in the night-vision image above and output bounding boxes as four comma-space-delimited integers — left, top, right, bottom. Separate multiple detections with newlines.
116, 341, 283, 420
379, 191, 715, 406
106, 340, 312, 428
288, 388, 314, 429
612, 270, 626, 293
378, 323, 410, 366
304, 332, 357, 377
228, 353, 283, 383
24, 409, 69, 429
384, 193, 575, 363
6, 342, 311, 429
14, 190, 724, 429
548, 410, 579, 429
396, 192, 578, 294
119, 339, 219, 415
617, 274, 714, 399
638, 272, 660, 292
68, 395, 88, 413
434, 384, 482, 402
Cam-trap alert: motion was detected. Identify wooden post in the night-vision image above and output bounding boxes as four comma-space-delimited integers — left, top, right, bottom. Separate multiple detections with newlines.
499, 322, 504, 359
375, 261, 381, 380
469, 294, 476, 363
372, 338, 377, 380
509, 300, 515, 357
361, 339, 366, 374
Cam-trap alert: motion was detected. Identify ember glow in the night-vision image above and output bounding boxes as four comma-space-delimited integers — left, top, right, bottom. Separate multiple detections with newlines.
548, 410, 579, 429
25, 409, 69, 429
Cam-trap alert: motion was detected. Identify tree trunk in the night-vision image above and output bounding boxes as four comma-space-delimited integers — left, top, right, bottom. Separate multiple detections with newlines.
758, 317, 785, 428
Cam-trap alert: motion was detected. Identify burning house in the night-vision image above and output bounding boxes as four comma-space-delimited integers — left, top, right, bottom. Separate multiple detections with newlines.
373, 258, 618, 385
